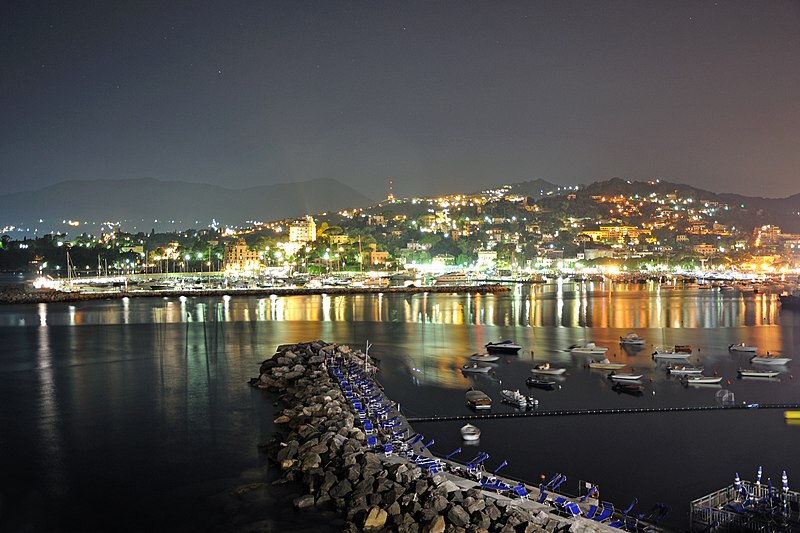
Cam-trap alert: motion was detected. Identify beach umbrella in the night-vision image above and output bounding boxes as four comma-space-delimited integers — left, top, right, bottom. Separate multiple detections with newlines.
420, 438, 434, 451
757, 466, 763, 486
783, 471, 789, 493
445, 447, 461, 459
734, 473, 742, 494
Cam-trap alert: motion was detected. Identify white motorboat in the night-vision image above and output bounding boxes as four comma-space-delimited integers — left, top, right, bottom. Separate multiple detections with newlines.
500, 389, 528, 408
588, 358, 626, 370
569, 343, 608, 355
728, 343, 757, 353
530, 363, 567, 376
461, 363, 492, 373
608, 372, 643, 381
652, 350, 692, 361
469, 353, 500, 362
466, 388, 492, 409
750, 355, 791, 365
681, 375, 723, 385
738, 368, 781, 378
619, 333, 646, 345
667, 365, 704, 376
485, 340, 522, 354
461, 423, 481, 441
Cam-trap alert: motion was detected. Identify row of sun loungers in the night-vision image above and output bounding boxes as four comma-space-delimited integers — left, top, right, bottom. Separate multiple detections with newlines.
326, 351, 665, 531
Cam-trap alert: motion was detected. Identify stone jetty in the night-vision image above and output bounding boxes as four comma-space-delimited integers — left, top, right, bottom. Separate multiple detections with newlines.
253, 340, 620, 533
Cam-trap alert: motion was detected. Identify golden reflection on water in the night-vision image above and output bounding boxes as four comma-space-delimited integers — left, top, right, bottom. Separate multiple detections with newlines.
21, 283, 783, 330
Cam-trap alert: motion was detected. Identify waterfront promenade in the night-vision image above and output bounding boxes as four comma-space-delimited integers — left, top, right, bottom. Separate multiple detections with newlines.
0, 282, 509, 305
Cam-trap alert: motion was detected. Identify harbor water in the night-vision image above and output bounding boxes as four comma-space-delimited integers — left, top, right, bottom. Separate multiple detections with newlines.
2, 281, 800, 530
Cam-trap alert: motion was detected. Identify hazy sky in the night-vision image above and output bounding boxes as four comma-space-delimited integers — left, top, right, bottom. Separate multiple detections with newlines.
2, 1, 799, 199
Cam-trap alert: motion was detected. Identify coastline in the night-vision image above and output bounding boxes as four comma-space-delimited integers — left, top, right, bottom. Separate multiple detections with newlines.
0, 283, 510, 305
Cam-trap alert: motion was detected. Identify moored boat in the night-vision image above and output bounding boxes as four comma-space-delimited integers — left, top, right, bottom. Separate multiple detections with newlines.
750, 354, 791, 365
681, 375, 723, 385
588, 358, 626, 370
525, 377, 556, 390
728, 343, 757, 353
737, 368, 781, 378
652, 349, 692, 361
569, 342, 608, 355
667, 365, 704, 376
608, 372, 643, 381
469, 353, 500, 362
466, 388, 492, 409
612, 382, 645, 395
461, 423, 481, 441
530, 363, 567, 375
485, 340, 522, 354
619, 332, 646, 345
462, 363, 492, 373
500, 389, 528, 408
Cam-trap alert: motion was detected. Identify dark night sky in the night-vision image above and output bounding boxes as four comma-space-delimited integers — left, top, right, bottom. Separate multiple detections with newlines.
2, 1, 799, 199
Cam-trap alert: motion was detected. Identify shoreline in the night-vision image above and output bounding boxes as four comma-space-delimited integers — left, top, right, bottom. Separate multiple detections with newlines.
0, 283, 510, 305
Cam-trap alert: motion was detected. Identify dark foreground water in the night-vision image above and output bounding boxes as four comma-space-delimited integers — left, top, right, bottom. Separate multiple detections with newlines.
2, 281, 800, 531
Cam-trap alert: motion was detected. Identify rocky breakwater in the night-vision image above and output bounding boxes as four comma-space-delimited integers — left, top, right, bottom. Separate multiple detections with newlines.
253, 341, 604, 533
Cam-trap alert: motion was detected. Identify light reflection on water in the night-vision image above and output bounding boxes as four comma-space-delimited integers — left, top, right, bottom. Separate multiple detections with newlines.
0, 283, 785, 329
1, 284, 799, 530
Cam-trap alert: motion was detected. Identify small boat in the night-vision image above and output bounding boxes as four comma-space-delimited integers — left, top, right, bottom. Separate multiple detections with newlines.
728, 343, 757, 353
462, 363, 492, 373
667, 365, 704, 376
588, 358, 626, 370
608, 372, 643, 382
526, 377, 556, 390
485, 340, 522, 354
501, 389, 528, 408
461, 423, 481, 441
466, 388, 492, 409
569, 343, 608, 355
737, 368, 781, 378
612, 382, 645, 395
784, 411, 800, 420
652, 350, 692, 361
619, 332, 646, 345
681, 375, 723, 385
530, 363, 567, 375
469, 353, 500, 362
750, 354, 791, 365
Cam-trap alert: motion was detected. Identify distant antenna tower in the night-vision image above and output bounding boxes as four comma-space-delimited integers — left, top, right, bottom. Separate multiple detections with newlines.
387, 179, 395, 201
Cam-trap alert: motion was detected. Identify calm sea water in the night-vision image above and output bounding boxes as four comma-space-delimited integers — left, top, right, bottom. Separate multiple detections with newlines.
2, 281, 800, 531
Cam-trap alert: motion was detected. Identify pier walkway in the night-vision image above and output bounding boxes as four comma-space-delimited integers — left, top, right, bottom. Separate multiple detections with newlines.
407, 402, 800, 423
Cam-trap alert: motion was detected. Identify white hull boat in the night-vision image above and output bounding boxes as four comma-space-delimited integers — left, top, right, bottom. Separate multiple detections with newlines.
569, 343, 608, 355
469, 353, 500, 362
729, 343, 757, 353
619, 333, 646, 345
462, 363, 492, 373
750, 355, 791, 365
653, 351, 692, 361
461, 423, 481, 441
681, 375, 723, 385
530, 364, 566, 376
738, 369, 781, 378
667, 365, 703, 376
608, 372, 643, 381
589, 359, 626, 370
500, 389, 528, 408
